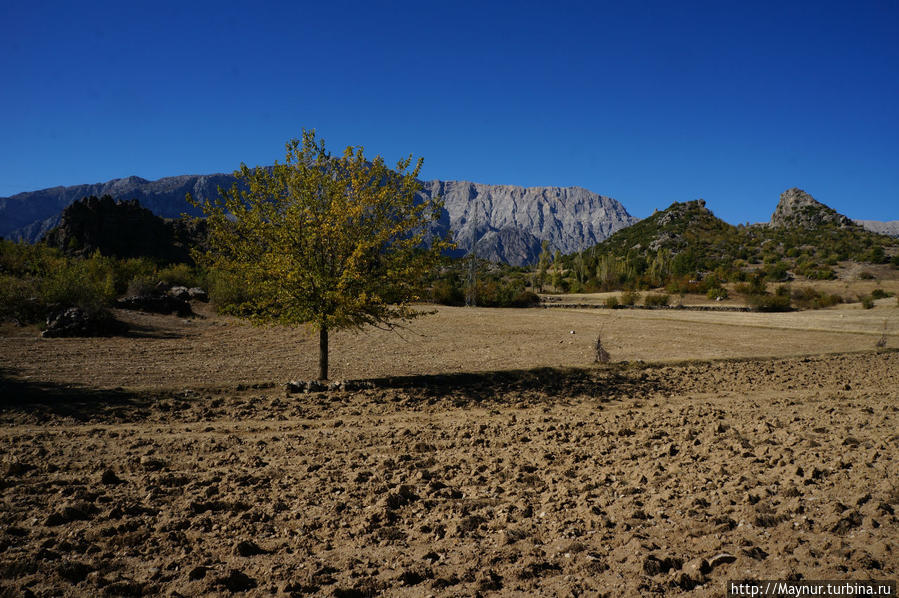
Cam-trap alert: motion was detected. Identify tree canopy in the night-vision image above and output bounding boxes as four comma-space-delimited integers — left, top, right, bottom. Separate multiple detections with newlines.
189, 130, 450, 380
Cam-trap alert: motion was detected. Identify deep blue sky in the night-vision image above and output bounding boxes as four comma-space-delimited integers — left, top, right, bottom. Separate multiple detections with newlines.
2, 0, 897, 223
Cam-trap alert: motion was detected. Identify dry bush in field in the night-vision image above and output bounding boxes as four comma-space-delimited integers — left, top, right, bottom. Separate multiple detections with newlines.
875, 318, 890, 349
594, 334, 611, 363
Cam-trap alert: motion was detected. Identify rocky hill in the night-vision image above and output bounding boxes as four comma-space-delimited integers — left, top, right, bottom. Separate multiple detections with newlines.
565, 189, 898, 290
0, 174, 636, 265
42, 195, 206, 262
769, 188, 854, 229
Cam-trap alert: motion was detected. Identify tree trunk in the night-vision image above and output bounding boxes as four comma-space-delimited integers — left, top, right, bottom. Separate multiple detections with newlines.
318, 325, 329, 381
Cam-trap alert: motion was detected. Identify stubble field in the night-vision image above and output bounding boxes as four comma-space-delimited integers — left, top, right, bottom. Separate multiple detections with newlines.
1, 300, 897, 596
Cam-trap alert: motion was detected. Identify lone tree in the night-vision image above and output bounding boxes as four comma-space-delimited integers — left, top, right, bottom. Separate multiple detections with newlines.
189, 130, 450, 380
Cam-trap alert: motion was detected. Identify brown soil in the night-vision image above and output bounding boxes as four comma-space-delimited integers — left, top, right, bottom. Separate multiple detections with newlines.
1, 307, 898, 596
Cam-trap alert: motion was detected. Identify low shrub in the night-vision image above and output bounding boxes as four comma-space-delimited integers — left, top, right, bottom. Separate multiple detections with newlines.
858, 271, 876, 280
207, 269, 254, 314
706, 287, 728, 300
429, 279, 464, 306
509, 291, 540, 307
790, 287, 843, 309
41, 258, 116, 316
871, 288, 890, 300
619, 290, 640, 306
604, 296, 619, 309
644, 293, 670, 307
860, 295, 875, 309
126, 274, 159, 297
0, 275, 43, 323
158, 263, 203, 288
748, 294, 792, 312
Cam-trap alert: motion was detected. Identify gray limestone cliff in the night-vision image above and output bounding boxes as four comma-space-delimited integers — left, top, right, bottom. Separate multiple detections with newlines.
417, 180, 637, 264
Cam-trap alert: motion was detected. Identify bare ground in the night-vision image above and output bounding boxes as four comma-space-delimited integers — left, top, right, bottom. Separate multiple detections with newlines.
1, 306, 898, 596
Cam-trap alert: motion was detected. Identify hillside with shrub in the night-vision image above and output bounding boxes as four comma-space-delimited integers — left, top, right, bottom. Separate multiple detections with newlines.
554, 189, 899, 298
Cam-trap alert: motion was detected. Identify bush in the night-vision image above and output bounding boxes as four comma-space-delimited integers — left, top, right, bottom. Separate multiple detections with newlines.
644, 293, 670, 307
207, 269, 254, 314
706, 287, 728, 300
112, 258, 156, 294
871, 288, 890, 300
509, 291, 540, 308
790, 287, 843, 309
429, 279, 464, 306
0, 275, 43, 323
748, 294, 792, 312
806, 267, 836, 280
858, 271, 876, 280
126, 274, 159, 297
619, 290, 640, 306
158, 263, 202, 288
860, 295, 875, 309
41, 257, 116, 316
604, 296, 619, 309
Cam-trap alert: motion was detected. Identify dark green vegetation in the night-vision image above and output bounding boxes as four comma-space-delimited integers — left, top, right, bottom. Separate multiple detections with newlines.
0, 240, 204, 326
426, 258, 540, 308
553, 199, 898, 298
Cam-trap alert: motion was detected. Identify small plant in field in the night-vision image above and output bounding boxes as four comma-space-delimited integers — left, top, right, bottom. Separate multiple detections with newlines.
860, 295, 875, 309
870, 288, 890, 300
858, 271, 876, 280
604, 296, 619, 309
875, 318, 891, 349
594, 334, 610, 363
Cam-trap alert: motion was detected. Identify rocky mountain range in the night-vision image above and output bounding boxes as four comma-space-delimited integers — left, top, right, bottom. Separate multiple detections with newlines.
0, 173, 637, 265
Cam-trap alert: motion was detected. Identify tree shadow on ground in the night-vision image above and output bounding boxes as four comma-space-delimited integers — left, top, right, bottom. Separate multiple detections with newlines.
0, 367, 157, 422
355, 365, 674, 405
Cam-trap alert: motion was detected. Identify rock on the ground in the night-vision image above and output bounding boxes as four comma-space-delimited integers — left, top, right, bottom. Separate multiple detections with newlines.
42, 307, 128, 338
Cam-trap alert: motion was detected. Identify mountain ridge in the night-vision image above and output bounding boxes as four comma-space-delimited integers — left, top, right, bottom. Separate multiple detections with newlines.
0, 172, 638, 265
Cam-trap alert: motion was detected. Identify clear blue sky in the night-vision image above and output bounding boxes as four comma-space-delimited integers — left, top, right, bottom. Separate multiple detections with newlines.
2, 0, 897, 223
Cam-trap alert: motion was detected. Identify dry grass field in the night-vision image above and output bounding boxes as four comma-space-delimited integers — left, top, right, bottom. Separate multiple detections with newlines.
1, 297, 898, 596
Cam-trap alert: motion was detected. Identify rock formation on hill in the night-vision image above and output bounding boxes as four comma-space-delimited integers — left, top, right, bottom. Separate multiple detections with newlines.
769, 188, 854, 229
42, 195, 206, 263
1, 174, 637, 265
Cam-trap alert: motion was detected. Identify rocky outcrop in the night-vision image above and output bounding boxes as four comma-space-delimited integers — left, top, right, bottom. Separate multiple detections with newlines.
41, 307, 128, 338
769, 188, 853, 229
42, 195, 206, 262
115, 293, 193, 317
3, 173, 636, 265
855, 220, 899, 238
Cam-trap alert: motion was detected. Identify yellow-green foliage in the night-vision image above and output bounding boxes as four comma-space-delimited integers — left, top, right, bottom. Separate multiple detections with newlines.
158, 263, 203, 288
189, 130, 452, 378
0, 241, 118, 322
